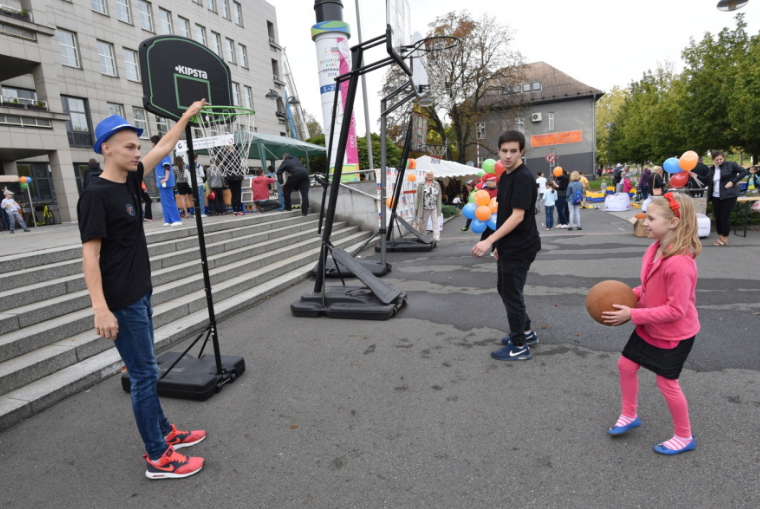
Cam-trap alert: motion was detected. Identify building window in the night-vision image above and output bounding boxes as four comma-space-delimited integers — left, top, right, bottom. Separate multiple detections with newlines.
242, 86, 253, 110
0, 21, 36, 40
224, 38, 235, 63
531, 81, 542, 91
17, 163, 55, 202
107, 102, 124, 117
232, 1, 242, 26
522, 83, 531, 93
267, 21, 275, 41
231, 82, 240, 106
74, 163, 88, 196
115, 0, 131, 23
155, 115, 169, 136
177, 16, 189, 37
195, 24, 206, 46
238, 44, 248, 68
206, 0, 216, 12
271, 59, 281, 81
91, 0, 107, 15
158, 8, 172, 34
515, 117, 525, 134
56, 29, 80, 68
61, 96, 92, 147
476, 122, 486, 140
132, 107, 149, 138
210, 32, 221, 56
192, 0, 201, 4
97, 41, 117, 76
548, 112, 555, 132
124, 49, 140, 81
138, 1, 153, 32
220, 0, 230, 19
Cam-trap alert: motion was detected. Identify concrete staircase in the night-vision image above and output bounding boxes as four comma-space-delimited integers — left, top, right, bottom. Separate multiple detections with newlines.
0, 211, 373, 431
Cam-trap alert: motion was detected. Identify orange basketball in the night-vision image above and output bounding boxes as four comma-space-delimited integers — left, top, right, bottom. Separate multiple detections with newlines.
586, 280, 638, 326
635, 212, 646, 219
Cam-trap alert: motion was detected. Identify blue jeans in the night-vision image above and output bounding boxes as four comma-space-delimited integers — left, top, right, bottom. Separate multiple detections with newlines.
158, 187, 181, 224
555, 196, 568, 225
113, 292, 171, 460
545, 205, 555, 228
6, 211, 27, 231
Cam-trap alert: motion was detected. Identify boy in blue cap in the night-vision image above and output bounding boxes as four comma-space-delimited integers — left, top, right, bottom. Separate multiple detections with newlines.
78, 99, 209, 479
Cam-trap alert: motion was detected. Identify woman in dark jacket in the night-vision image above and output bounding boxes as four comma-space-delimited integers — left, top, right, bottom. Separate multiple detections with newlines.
707, 151, 748, 246
553, 168, 569, 228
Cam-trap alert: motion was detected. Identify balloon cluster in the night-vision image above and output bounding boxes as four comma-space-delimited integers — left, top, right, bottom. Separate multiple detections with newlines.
462, 191, 498, 233
18, 176, 33, 190
475, 158, 505, 184
663, 151, 698, 188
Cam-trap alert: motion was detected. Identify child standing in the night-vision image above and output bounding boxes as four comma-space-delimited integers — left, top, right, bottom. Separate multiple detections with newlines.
602, 192, 701, 455
543, 186, 557, 230
2, 190, 30, 233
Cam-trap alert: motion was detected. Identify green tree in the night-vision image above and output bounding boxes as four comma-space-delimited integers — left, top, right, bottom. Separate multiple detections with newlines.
303, 110, 323, 138
727, 30, 760, 160
595, 86, 627, 166
304, 133, 403, 174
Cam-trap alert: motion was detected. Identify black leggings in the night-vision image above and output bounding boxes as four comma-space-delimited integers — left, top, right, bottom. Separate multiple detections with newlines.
228, 180, 243, 213
712, 196, 737, 237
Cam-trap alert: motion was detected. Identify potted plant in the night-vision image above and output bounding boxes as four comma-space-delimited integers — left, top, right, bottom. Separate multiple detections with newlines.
2, 97, 25, 108
28, 100, 48, 111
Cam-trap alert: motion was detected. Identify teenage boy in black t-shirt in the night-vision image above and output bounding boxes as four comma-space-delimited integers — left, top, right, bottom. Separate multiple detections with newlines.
78, 99, 209, 479
471, 131, 541, 361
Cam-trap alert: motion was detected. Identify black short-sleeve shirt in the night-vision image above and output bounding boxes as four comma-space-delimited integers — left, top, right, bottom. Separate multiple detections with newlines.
494, 163, 541, 259
77, 164, 152, 311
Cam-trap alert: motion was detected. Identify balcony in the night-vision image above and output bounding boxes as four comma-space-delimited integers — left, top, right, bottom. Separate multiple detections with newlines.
0, 4, 33, 23
272, 74, 285, 86
1, 95, 48, 111
268, 36, 281, 51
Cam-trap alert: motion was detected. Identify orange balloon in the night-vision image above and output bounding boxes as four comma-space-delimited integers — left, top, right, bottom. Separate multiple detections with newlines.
678, 151, 698, 171
407, 158, 417, 169
553, 167, 563, 177
490, 203, 498, 214
408, 173, 416, 182
19, 176, 28, 184
474, 190, 490, 206
475, 205, 492, 221
490, 197, 497, 206
386, 197, 395, 208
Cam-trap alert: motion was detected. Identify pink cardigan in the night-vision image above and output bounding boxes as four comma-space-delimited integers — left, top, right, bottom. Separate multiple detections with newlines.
629, 242, 700, 345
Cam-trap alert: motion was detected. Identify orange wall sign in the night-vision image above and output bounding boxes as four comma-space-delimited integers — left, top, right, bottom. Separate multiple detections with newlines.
531, 130, 583, 148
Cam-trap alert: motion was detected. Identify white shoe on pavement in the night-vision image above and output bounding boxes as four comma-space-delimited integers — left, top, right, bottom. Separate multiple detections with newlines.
163, 223, 171, 227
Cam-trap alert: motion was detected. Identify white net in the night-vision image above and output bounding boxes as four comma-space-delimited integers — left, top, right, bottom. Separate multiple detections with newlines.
195, 106, 256, 176
426, 144, 447, 163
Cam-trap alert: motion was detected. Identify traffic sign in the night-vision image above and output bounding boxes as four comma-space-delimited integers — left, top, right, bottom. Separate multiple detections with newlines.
545, 153, 556, 163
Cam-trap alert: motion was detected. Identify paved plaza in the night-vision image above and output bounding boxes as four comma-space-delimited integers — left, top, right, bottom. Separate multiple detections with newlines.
1, 208, 758, 508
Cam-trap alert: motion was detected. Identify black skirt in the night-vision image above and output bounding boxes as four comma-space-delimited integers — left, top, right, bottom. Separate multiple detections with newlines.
622, 330, 695, 379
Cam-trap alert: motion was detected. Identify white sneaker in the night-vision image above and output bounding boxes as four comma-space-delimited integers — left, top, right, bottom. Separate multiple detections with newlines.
171, 222, 183, 227
201, 214, 208, 218
163, 223, 171, 227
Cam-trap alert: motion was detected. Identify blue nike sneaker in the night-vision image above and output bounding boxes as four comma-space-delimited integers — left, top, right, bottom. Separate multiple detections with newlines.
491, 343, 531, 361
501, 330, 539, 346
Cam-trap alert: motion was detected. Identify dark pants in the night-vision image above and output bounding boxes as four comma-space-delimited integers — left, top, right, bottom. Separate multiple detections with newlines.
211, 187, 225, 214
228, 180, 243, 213
283, 172, 310, 215
556, 196, 568, 225
255, 199, 281, 212
0, 209, 8, 230
712, 196, 737, 237
141, 190, 152, 220
463, 218, 472, 230
496, 253, 536, 347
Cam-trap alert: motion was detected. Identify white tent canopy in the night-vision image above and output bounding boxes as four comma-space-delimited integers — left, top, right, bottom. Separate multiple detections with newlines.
414, 155, 479, 178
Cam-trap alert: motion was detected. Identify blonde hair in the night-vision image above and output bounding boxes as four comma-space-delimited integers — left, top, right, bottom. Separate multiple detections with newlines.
648, 193, 701, 259
569, 171, 580, 182
652, 165, 663, 174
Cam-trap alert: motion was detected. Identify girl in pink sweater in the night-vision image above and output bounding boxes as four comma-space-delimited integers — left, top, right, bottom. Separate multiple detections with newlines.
602, 192, 701, 455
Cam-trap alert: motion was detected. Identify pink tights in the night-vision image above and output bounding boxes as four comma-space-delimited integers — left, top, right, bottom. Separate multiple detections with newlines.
617, 356, 691, 437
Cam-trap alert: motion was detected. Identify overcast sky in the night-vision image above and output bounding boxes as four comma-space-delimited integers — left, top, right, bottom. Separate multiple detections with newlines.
268, 0, 759, 137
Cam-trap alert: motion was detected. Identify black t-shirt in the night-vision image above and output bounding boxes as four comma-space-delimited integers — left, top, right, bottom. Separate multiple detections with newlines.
77, 164, 152, 311
649, 173, 664, 192
494, 163, 541, 259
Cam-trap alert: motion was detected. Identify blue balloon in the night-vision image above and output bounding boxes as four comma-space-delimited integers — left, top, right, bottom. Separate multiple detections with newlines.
26, 177, 33, 184
663, 157, 681, 174
471, 219, 487, 234
487, 213, 498, 230
462, 202, 477, 220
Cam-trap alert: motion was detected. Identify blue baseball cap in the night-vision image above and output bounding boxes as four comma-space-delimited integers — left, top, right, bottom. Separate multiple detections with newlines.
93, 115, 143, 154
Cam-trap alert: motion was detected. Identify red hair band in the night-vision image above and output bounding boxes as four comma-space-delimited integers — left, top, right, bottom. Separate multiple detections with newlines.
663, 192, 680, 218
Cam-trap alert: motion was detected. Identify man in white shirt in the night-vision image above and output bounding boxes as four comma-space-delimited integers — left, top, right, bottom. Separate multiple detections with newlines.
536, 172, 547, 214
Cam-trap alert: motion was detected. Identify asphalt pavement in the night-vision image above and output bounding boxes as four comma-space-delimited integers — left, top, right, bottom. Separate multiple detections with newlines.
1, 207, 758, 508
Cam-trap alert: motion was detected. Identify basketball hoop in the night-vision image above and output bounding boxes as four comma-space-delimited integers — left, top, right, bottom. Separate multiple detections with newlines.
406, 35, 460, 61
425, 144, 447, 163
195, 105, 256, 176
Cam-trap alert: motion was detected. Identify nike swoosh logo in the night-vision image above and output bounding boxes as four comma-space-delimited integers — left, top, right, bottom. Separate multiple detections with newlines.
509, 349, 527, 357
152, 463, 176, 472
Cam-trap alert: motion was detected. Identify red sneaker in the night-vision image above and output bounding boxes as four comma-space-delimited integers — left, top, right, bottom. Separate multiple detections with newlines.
144, 446, 204, 479
165, 424, 206, 450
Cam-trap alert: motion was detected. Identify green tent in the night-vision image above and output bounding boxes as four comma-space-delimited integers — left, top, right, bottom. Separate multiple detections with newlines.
195, 132, 326, 171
